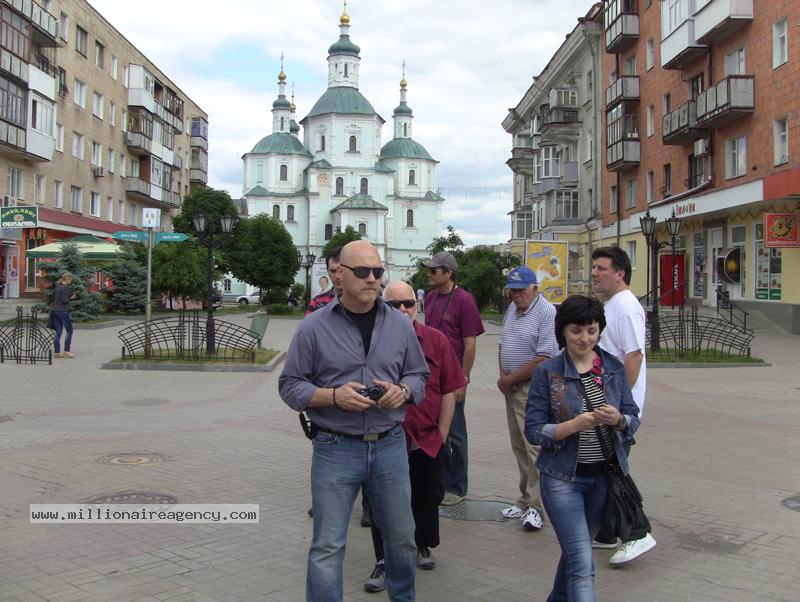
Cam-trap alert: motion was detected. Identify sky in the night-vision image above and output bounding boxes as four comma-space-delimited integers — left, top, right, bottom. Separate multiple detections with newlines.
90, 0, 598, 247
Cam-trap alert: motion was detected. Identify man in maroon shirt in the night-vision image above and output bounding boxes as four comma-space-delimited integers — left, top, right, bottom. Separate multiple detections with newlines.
362, 280, 465, 592
421, 251, 485, 505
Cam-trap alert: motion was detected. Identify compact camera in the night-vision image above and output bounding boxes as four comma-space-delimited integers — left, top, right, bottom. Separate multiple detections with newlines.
359, 385, 385, 401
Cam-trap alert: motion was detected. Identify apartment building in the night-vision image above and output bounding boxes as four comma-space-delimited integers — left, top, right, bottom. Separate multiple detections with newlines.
601, 0, 800, 332
0, 0, 208, 300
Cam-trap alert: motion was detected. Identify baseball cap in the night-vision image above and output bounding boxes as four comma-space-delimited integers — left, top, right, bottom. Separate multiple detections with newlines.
505, 266, 537, 289
421, 251, 458, 272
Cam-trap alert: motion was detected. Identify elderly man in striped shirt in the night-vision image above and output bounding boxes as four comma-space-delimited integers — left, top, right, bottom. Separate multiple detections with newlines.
497, 266, 558, 531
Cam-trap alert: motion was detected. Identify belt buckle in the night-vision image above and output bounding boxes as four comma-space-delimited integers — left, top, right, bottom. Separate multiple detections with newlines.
362, 433, 379, 442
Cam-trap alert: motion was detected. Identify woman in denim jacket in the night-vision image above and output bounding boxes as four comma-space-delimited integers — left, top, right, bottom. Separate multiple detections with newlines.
525, 295, 640, 602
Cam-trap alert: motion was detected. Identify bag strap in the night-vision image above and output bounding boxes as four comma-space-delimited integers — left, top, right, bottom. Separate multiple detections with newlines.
574, 377, 616, 462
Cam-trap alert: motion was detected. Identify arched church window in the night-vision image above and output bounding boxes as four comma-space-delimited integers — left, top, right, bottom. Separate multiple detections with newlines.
360, 178, 368, 195
344, 63, 348, 78
403, 124, 407, 137
320, 135, 326, 151
325, 224, 333, 240
280, 164, 288, 181
335, 177, 344, 195
256, 163, 263, 183
287, 205, 295, 221
406, 209, 414, 228
349, 136, 357, 152
358, 222, 367, 237
408, 169, 416, 186
272, 204, 280, 220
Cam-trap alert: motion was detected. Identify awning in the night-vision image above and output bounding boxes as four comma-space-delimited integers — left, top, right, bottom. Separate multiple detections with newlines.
26, 234, 124, 260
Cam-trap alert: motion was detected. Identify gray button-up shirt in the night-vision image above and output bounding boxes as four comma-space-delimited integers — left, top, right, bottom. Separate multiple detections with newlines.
279, 297, 430, 435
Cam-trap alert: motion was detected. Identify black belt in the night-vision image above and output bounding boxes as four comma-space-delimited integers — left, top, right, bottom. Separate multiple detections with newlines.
315, 425, 396, 442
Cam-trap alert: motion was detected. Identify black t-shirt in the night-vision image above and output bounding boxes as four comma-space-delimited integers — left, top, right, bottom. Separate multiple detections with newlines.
345, 303, 378, 356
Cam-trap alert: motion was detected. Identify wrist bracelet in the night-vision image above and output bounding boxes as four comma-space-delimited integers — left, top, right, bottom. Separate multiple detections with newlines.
332, 387, 338, 408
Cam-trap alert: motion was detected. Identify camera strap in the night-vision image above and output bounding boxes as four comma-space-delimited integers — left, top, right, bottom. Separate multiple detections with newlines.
299, 412, 317, 440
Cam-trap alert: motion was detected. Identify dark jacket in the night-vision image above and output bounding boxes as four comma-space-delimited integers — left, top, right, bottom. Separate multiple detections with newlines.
51, 283, 71, 312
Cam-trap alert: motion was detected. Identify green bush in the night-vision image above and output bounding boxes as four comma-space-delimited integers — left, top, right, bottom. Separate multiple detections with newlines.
265, 303, 294, 315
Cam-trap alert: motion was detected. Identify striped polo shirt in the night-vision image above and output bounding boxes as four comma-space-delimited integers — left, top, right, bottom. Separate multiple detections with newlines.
499, 293, 559, 374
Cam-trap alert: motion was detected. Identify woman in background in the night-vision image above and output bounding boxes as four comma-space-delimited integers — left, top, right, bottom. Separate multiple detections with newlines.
51, 273, 75, 358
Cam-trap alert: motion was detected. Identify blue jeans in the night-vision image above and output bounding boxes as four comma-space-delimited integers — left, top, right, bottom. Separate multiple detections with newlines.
541, 472, 608, 602
308, 425, 416, 602
442, 398, 468, 496
52, 310, 73, 353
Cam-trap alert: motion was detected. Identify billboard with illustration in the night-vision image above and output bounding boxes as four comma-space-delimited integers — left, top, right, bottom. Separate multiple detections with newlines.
525, 240, 569, 304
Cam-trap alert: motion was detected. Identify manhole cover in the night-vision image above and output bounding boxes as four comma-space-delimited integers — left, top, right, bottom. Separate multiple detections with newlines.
122, 398, 170, 407
439, 500, 512, 522
782, 496, 800, 512
95, 452, 167, 466
85, 490, 177, 504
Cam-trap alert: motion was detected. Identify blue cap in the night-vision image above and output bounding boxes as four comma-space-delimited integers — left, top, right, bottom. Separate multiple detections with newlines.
506, 266, 537, 289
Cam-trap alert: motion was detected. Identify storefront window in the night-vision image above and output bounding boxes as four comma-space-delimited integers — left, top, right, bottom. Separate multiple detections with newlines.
731, 225, 746, 297
692, 231, 705, 297
755, 223, 781, 300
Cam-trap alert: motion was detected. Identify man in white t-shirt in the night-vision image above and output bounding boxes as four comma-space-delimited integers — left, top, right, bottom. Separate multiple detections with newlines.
590, 246, 656, 565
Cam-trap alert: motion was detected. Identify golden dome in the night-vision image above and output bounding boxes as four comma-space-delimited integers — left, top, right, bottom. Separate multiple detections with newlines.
278, 69, 287, 82
340, 0, 350, 24
400, 77, 407, 90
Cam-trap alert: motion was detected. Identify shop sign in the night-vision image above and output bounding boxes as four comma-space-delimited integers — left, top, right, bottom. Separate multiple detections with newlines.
0, 206, 38, 228
673, 202, 697, 217
764, 212, 798, 248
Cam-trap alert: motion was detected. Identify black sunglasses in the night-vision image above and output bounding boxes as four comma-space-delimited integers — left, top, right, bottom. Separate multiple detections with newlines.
387, 299, 416, 309
340, 264, 385, 279
428, 267, 449, 275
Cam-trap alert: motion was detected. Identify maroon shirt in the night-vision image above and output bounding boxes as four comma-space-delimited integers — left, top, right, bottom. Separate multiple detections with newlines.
404, 321, 467, 457
423, 286, 485, 366
305, 288, 336, 316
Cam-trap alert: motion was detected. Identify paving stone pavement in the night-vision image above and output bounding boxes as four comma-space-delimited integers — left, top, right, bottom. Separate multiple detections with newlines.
1, 312, 799, 601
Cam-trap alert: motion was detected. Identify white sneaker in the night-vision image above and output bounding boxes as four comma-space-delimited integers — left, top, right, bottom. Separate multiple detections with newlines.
521, 508, 543, 531
609, 533, 656, 566
592, 539, 620, 549
501, 505, 524, 519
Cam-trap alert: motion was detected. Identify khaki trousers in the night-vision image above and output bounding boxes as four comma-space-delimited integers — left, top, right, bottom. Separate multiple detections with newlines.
505, 380, 543, 513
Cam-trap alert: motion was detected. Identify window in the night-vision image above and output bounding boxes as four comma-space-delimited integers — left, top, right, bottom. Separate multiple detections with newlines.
585, 131, 593, 161
94, 41, 104, 68
626, 179, 637, 209
118, 199, 124, 223
755, 222, 782, 300
7, 167, 21, 198
108, 149, 115, 173
360, 177, 368, 194
123, 65, 129, 88
646, 105, 654, 137
91, 141, 102, 167
585, 70, 593, 101
90, 192, 100, 217
344, 63, 348, 78
34, 174, 45, 204
406, 209, 414, 227
121, 110, 127, 133
111, 56, 118, 80
725, 136, 746, 178
131, 158, 139, 179
287, 205, 295, 221
70, 186, 82, 212
1, 6, 31, 60
57, 67, 67, 96
555, 191, 579, 220
74, 79, 86, 108
31, 96, 54, 135
55, 123, 63, 151
610, 185, 618, 214
109, 101, 116, 127
272, 204, 280, 220
106, 197, 113, 221
223, 279, 232, 293
128, 202, 135, 226
774, 118, 788, 165
646, 39, 654, 71
54, 180, 63, 209
279, 164, 288, 181
773, 17, 788, 68
663, 93, 671, 115
255, 162, 263, 183
0, 77, 26, 127
627, 241, 637, 269
325, 223, 333, 240
120, 154, 126, 178
646, 171, 654, 203
72, 132, 84, 159
403, 123, 408, 137
75, 25, 87, 56
408, 169, 416, 185
335, 177, 344, 195
542, 146, 560, 177
60, 12, 68, 41
725, 47, 746, 75
689, 154, 705, 187
358, 222, 367, 237
663, 163, 672, 196
689, 74, 703, 100
624, 54, 636, 76
320, 135, 326, 151
349, 136, 357, 152
92, 92, 103, 119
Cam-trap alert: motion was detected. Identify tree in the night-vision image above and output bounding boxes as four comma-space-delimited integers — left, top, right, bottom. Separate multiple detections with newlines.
102, 244, 147, 313
39, 243, 103, 321
226, 214, 300, 304
321, 225, 362, 257
151, 241, 208, 309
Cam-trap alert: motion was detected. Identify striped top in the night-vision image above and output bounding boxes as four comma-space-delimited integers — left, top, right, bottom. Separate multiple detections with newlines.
499, 294, 558, 374
577, 372, 614, 464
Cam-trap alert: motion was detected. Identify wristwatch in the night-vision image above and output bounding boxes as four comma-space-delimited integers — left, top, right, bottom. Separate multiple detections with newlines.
398, 383, 412, 403
615, 415, 627, 431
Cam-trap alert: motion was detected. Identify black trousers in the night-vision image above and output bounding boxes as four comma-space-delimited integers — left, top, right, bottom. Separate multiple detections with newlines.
596, 443, 650, 543
367, 446, 445, 561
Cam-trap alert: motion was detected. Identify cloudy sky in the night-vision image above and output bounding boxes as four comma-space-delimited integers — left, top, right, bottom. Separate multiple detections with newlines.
91, 0, 597, 246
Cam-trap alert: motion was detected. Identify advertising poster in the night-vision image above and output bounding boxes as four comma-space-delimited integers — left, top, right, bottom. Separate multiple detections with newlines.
764, 212, 799, 248
310, 261, 331, 298
525, 240, 568, 304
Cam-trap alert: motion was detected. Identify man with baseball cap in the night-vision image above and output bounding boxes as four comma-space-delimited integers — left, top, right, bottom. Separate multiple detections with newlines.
421, 251, 484, 505
497, 266, 558, 530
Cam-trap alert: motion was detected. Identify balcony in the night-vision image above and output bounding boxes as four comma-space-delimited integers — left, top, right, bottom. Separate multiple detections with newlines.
125, 131, 152, 156
0, 120, 27, 159
125, 177, 151, 199
190, 169, 208, 184
696, 75, 754, 128
507, 146, 535, 175
561, 161, 578, 186
540, 109, 580, 145
694, 0, 753, 45
606, 114, 640, 171
661, 16, 706, 69
522, 191, 536, 207
172, 154, 183, 170
190, 136, 208, 151
0, 48, 29, 82
160, 190, 182, 208
543, 189, 581, 226
606, 76, 640, 108
662, 99, 706, 145
605, 12, 639, 53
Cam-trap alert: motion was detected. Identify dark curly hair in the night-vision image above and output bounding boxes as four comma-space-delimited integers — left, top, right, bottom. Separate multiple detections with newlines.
555, 295, 606, 349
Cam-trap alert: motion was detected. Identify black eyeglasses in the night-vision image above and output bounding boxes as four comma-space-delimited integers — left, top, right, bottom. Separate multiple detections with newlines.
387, 299, 416, 309
340, 264, 385, 279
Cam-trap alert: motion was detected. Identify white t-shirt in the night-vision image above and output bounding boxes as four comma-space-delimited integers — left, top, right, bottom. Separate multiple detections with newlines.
599, 289, 647, 416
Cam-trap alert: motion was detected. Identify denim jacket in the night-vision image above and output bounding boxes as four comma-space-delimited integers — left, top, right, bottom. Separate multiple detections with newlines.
525, 347, 641, 481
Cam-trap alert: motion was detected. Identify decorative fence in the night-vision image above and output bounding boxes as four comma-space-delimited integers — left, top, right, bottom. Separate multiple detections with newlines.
117, 310, 260, 363
0, 307, 55, 364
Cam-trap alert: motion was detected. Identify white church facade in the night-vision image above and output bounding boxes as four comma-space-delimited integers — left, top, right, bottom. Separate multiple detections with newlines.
238, 5, 444, 294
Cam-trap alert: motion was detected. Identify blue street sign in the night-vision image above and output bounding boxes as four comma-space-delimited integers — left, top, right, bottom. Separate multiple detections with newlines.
112, 231, 146, 242
156, 232, 189, 243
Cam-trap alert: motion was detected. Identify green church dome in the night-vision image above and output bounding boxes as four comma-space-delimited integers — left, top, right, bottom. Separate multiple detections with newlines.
328, 35, 361, 56
380, 138, 434, 161
393, 101, 413, 116
249, 132, 311, 156
306, 87, 377, 118
272, 96, 292, 110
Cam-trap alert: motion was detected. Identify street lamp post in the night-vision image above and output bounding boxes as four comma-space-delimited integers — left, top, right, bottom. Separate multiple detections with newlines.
639, 210, 661, 352
192, 212, 234, 355
298, 252, 316, 308
665, 209, 682, 309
